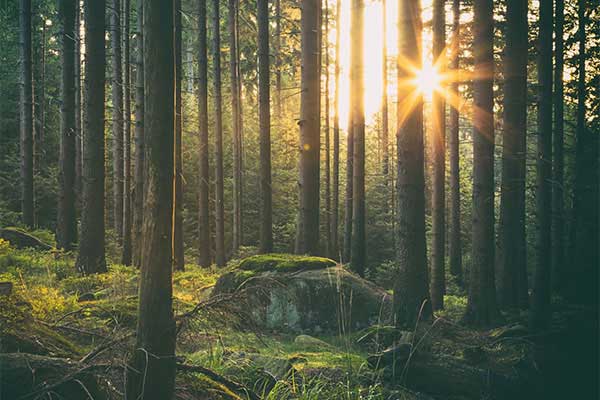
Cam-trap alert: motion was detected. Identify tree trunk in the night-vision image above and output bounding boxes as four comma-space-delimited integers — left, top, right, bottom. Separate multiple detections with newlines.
258, 0, 273, 253
75, 3, 82, 210
343, 102, 353, 262
464, 0, 499, 326
551, 0, 564, 293
76, 0, 107, 275
381, 0, 389, 180
212, 0, 226, 266
126, 2, 176, 398
173, 0, 185, 271
229, 0, 243, 253
295, 0, 320, 256
331, 0, 341, 260
34, 16, 46, 226
350, 0, 365, 276
448, 0, 462, 284
530, 0, 553, 333
57, 0, 77, 251
197, 0, 211, 268
430, 0, 446, 311
19, 0, 34, 228
394, 0, 431, 327
275, 0, 282, 119
111, 0, 124, 240
122, 0, 132, 266
324, 0, 331, 258
498, 0, 528, 310
132, 0, 145, 268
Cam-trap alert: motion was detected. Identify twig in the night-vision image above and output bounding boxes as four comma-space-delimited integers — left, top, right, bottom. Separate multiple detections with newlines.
177, 362, 260, 400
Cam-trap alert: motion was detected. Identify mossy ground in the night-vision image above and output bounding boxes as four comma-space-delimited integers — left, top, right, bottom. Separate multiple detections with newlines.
0, 230, 537, 399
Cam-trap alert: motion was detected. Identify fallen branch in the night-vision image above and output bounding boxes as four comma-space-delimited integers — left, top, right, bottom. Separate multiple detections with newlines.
177, 362, 260, 400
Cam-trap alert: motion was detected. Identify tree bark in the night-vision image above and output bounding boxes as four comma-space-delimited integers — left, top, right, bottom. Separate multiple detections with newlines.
295, 0, 321, 256
350, 0, 365, 276
122, 0, 132, 266
75, 3, 82, 210
132, 0, 145, 268
381, 0, 389, 180
111, 0, 124, 240
174, 0, 185, 271
197, 0, 211, 268
275, 0, 282, 119
530, 0, 553, 333
258, 0, 273, 253
551, 0, 564, 293
230, 0, 243, 253
125, 1, 176, 398
394, 0, 431, 327
448, 0, 462, 284
331, 0, 341, 260
324, 0, 331, 258
498, 0, 528, 310
212, 0, 226, 266
19, 0, 34, 228
464, 0, 499, 326
76, 0, 107, 275
57, 0, 77, 251
430, 0, 446, 311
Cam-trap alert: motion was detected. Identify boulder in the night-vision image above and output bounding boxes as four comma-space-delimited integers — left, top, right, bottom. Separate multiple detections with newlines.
293, 334, 333, 349
0, 227, 53, 250
212, 254, 392, 333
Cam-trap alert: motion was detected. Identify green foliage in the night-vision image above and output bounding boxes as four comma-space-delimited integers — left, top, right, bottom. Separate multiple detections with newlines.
237, 254, 336, 273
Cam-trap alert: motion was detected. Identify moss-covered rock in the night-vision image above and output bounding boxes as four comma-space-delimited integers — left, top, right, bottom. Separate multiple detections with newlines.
213, 255, 392, 333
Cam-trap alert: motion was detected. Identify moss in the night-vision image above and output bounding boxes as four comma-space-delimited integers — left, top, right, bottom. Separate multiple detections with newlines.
238, 254, 335, 273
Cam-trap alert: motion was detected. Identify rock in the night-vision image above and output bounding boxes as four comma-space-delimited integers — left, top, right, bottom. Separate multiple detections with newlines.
0, 228, 53, 250
77, 292, 96, 302
0, 281, 13, 296
367, 343, 412, 368
212, 254, 393, 333
293, 334, 333, 349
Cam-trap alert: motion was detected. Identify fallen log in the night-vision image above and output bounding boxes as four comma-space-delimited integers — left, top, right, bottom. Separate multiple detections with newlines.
0, 228, 53, 250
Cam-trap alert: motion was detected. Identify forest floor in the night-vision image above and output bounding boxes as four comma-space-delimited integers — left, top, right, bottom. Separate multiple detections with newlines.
0, 229, 597, 399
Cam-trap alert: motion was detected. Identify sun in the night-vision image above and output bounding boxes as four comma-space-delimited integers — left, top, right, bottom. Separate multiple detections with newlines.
414, 62, 442, 97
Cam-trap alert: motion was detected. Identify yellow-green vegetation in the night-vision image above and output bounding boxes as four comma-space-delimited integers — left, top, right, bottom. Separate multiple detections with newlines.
237, 253, 336, 273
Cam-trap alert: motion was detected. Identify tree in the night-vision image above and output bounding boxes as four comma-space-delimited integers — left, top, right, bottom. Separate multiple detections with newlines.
126, 1, 176, 397
331, 0, 341, 260
122, 0, 132, 265
76, 0, 107, 275
381, 0, 389, 180
295, 0, 320, 256
57, 0, 77, 251
133, 0, 145, 267
350, 0, 365, 276
324, 0, 331, 258
197, 0, 211, 268
394, 0, 431, 327
229, 0, 243, 253
212, 0, 226, 266
464, 0, 499, 326
174, 0, 184, 271
258, 0, 273, 253
552, 0, 564, 292
498, 0, 528, 309
19, 0, 34, 228
275, 0, 282, 119
111, 0, 124, 240
448, 0, 462, 284
75, 3, 82, 208
430, 0, 446, 310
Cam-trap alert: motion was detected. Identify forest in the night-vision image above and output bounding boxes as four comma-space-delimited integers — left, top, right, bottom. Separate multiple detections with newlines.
0, 0, 598, 398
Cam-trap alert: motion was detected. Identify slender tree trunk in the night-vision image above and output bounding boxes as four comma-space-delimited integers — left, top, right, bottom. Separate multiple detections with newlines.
19, 0, 34, 228
275, 0, 282, 119
173, 0, 185, 271
34, 19, 46, 225
430, 0, 446, 310
229, 0, 243, 253
394, 0, 431, 327
122, 0, 133, 266
212, 0, 226, 266
449, 0, 462, 284
464, 0, 499, 326
258, 0, 273, 253
324, 0, 331, 258
132, 0, 145, 267
381, 0, 389, 180
75, 3, 82, 210
331, 0, 341, 260
125, 1, 176, 397
111, 0, 124, 240
530, 0, 553, 333
498, 0, 528, 309
295, 0, 320, 255
551, 0, 564, 292
343, 103, 353, 262
57, 0, 77, 251
350, 0, 365, 276
197, 0, 211, 267
76, 0, 107, 275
